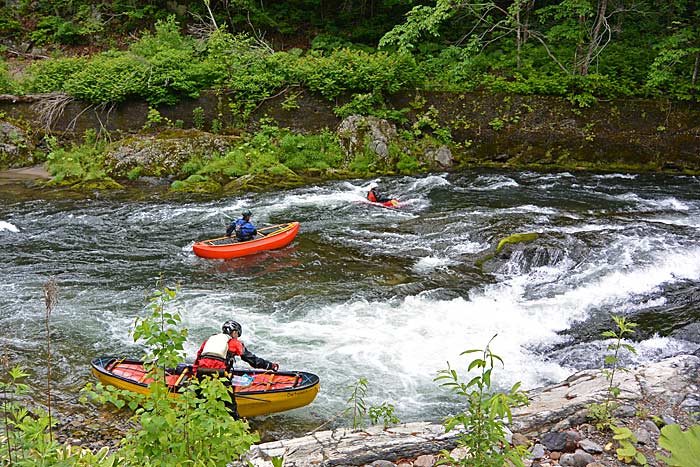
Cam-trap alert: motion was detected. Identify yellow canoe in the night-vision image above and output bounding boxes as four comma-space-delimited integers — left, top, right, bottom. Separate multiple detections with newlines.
90, 357, 320, 417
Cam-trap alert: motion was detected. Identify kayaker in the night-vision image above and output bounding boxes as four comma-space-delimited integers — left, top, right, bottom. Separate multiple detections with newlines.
367, 184, 392, 203
192, 320, 279, 419
226, 209, 258, 241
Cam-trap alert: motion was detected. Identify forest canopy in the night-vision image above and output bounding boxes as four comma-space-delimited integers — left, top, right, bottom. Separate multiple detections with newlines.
0, 0, 698, 104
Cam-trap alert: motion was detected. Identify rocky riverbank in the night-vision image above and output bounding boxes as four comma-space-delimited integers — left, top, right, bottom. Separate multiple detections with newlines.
238, 354, 700, 467
2, 91, 700, 191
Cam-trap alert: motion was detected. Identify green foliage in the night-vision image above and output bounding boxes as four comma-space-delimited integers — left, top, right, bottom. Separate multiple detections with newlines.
379, 0, 454, 53
142, 107, 172, 131
277, 129, 344, 171
587, 315, 638, 430
132, 278, 188, 371
1, 365, 123, 466
612, 425, 647, 465
368, 402, 400, 427
291, 49, 421, 100
82, 279, 258, 466
435, 335, 529, 467
657, 424, 700, 467
341, 377, 400, 429
346, 377, 368, 429
0, 59, 16, 94
128, 16, 211, 105
192, 107, 205, 130
396, 153, 420, 174
30, 15, 82, 45
24, 57, 87, 93
63, 51, 147, 104
44, 130, 110, 184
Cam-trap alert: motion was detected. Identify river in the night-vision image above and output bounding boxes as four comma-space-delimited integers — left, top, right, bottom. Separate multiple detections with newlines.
1, 169, 699, 438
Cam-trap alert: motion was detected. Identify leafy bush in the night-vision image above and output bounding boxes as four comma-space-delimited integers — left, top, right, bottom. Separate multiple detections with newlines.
0, 59, 15, 93
24, 57, 86, 93
291, 48, 421, 100
128, 16, 212, 105
44, 131, 109, 183
30, 15, 82, 45
436, 335, 530, 467
277, 129, 343, 170
62, 51, 146, 104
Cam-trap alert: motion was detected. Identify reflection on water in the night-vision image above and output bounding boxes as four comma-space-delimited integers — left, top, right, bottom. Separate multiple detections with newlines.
1, 170, 700, 439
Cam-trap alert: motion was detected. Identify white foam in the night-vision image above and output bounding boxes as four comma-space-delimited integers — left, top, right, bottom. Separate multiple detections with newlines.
469, 175, 519, 191
0, 221, 19, 232
412, 256, 458, 273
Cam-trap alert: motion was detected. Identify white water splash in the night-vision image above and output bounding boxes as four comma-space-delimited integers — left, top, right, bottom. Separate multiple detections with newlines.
0, 221, 19, 232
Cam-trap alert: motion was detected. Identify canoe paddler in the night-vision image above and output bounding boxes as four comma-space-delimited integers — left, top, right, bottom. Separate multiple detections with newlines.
193, 320, 279, 419
225, 209, 258, 241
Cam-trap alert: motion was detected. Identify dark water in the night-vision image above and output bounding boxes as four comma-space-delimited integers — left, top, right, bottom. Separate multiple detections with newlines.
1, 170, 699, 438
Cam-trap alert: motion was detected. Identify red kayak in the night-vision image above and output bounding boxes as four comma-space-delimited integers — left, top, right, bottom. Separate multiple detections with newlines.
193, 222, 300, 259
362, 199, 401, 209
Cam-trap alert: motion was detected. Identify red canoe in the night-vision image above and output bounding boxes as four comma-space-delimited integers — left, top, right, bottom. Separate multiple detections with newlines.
193, 222, 300, 259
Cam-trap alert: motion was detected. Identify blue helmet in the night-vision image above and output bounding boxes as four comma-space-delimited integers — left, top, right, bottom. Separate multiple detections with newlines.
222, 320, 242, 337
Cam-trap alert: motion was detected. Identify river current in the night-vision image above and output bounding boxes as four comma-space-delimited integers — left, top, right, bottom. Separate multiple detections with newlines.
1, 169, 699, 437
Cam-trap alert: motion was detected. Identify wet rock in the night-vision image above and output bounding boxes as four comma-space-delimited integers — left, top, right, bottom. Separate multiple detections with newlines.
558, 449, 595, 467
578, 439, 603, 454
104, 129, 240, 178
239, 356, 700, 467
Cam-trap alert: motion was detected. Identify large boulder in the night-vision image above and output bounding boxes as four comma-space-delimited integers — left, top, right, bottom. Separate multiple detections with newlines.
337, 115, 398, 166
103, 129, 240, 178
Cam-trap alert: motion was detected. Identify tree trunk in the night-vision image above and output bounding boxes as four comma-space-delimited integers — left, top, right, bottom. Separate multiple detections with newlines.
581, 0, 609, 76
693, 52, 699, 86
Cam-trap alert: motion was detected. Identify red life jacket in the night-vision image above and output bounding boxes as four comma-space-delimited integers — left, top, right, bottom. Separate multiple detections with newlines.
367, 190, 377, 202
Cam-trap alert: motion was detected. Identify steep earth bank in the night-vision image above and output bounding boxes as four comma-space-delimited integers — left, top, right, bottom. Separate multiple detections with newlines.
1, 90, 699, 178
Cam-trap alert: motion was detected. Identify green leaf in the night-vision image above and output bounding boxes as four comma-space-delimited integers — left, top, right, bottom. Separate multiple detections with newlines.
657, 424, 700, 467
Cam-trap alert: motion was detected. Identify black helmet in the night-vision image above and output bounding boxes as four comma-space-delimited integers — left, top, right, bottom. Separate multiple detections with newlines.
242, 209, 252, 217
222, 320, 242, 337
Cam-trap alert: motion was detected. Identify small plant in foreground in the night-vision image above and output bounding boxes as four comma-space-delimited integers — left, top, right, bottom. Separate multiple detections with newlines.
612, 425, 647, 465
587, 315, 638, 430
346, 377, 368, 429
435, 334, 529, 467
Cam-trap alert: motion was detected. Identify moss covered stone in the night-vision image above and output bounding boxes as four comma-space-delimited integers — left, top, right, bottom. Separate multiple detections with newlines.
495, 232, 540, 254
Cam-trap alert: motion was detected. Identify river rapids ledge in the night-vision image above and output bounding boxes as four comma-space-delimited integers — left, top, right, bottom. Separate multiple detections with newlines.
237, 354, 700, 467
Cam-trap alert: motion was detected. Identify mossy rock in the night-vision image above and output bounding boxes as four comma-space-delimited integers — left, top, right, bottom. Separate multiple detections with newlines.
170, 178, 222, 193
0, 120, 37, 170
495, 232, 540, 254
71, 177, 125, 190
475, 232, 541, 271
